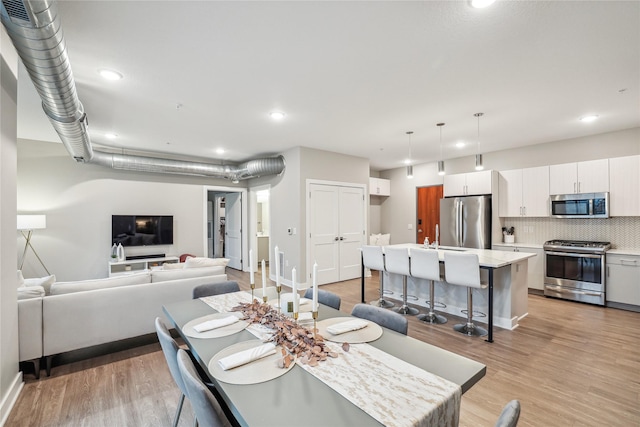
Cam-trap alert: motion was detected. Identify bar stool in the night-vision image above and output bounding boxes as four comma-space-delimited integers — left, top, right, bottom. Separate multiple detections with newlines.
361, 245, 394, 309
410, 248, 447, 325
444, 252, 487, 337
384, 246, 419, 315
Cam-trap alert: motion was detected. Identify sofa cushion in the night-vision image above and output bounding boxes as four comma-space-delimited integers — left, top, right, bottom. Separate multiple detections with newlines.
151, 265, 224, 282
17, 285, 45, 300
50, 272, 151, 295
22, 274, 56, 295
162, 262, 185, 270
17, 270, 24, 286
184, 257, 230, 269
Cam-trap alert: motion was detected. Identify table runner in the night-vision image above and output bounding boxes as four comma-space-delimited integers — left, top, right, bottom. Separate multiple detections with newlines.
201, 292, 461, 427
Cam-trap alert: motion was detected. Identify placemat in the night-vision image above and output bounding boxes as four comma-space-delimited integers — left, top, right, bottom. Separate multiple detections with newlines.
182, 312, 248, 339
208, 340, 295, 385
316, 317, 383, 343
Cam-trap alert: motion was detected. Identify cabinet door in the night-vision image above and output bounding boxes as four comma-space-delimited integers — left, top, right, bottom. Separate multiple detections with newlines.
609, 155, 640, 216
549, 163, 577, 194
377, 178, 391, 196
499, 169, 523, 217
465, 170, 493, 196
607, 259, 640, 305
522, 166, 549, 216
577, 159, 609, 193
443, 174, 467, 197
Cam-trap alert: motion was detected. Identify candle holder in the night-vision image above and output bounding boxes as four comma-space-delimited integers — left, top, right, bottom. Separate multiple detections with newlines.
312, 310, 318, 337
293, 311, 299, 322
276, 285, 282, 312
263, 295, 268, 304
250, 282, 255, 301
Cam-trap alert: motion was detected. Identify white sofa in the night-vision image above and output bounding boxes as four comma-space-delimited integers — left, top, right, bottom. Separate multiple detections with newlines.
18, 261, 228, 377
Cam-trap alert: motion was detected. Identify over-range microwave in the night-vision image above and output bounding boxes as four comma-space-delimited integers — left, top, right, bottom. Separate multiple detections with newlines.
550, 192, 609, 218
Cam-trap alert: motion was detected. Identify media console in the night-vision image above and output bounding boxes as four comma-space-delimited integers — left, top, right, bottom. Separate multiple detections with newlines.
108, 256, 179, 277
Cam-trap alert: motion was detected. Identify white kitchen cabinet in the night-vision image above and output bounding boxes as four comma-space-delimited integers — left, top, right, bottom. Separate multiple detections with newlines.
606, 254, 640, 309
493, 244, 544, 290
549, 159, 609, 194
443, 170, 492, 197
499, 166, 549, 217
609, 155, 640, 216
369, 177, 390, 196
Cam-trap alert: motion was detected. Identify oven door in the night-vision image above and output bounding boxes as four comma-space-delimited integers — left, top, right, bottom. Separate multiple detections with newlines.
544, 251, 605, 292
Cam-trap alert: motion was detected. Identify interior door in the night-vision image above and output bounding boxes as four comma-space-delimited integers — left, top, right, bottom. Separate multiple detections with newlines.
224, 192, 242, 270
338, 186, 365, 280
416, 185, 443, 244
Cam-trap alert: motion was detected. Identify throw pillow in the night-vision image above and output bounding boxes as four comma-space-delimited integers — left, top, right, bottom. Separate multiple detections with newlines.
22, 274, 56, 296
378, 233, 391, 246
184, 257, 230, 268
17, 270, 25, 287
162, 262, 185, 270
17, 285, 45, 300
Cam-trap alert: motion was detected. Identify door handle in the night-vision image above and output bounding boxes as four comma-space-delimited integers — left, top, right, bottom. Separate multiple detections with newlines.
339, 237, 345, 241
334, 237, 339, 241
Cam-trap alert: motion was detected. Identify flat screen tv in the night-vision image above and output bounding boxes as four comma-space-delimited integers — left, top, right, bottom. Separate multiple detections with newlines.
112, 215, 174, 247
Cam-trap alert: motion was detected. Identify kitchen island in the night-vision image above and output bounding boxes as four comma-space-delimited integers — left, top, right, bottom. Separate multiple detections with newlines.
361, 244, 537, 342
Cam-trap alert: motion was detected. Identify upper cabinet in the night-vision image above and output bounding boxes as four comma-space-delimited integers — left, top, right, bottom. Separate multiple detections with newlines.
549, 159, 609, 194
369, 177, 391, 197
443, 170, 493, 197
499, 166, 549, 217
609, 155, 640, 216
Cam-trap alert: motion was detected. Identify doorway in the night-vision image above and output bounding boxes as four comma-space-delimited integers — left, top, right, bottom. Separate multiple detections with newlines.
206, 188, 246, 271
416, 185, 443, 244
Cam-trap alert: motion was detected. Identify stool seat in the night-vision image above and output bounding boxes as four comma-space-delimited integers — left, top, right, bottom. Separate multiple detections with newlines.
384, 246, 419, 316
409, 248, 447, 325
444, 252, 487, 337
362, 245, 394, 309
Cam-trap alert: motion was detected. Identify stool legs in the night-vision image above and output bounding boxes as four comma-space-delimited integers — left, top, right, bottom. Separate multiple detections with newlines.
417, 280, 447, 324
454, 287, 487, 337
394, 276, 419, 315
370, 271, 395, 308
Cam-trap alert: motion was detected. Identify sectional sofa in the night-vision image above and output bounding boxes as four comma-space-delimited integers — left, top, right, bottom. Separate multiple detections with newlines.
17, 258, 229, 378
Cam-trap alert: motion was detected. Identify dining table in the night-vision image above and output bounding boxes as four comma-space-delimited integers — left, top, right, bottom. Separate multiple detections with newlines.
163, 291, 486, 427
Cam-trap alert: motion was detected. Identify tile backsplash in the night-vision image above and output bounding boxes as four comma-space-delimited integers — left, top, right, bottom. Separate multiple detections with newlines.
500, 217, 640, 249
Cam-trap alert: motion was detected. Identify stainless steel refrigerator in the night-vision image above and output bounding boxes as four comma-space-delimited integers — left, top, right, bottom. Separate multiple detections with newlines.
439, 195, 492, 249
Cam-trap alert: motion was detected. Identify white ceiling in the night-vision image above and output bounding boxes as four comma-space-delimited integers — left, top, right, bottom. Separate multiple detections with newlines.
16, 1, 640, 172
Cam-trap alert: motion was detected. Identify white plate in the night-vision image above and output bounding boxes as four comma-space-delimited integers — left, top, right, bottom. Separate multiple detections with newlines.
182, 312, 248, 339
316, 317, 383, 344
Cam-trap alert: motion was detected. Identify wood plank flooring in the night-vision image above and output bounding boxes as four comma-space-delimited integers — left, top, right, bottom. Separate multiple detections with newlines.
6, 269, 640, 426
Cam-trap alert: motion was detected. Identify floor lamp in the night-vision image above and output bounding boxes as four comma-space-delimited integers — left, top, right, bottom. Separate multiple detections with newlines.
17, 214, 50, 275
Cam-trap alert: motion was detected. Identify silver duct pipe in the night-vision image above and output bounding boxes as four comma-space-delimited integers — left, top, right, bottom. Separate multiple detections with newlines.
1, 0, 285, 180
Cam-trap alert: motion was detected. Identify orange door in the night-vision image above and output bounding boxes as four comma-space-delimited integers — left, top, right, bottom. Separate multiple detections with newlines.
416, 185, 443, 244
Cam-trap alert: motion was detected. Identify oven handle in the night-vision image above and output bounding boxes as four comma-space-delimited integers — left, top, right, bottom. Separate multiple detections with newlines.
544, 250, 603, 259
545, 285, 602, 297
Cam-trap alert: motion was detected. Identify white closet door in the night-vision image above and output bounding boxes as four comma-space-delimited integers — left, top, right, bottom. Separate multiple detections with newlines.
309, 184, 340, 285
224, 192, 243, 270
338, 186, 365, 280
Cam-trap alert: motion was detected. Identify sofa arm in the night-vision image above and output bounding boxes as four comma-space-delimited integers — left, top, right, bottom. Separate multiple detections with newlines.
18, 297, 43, 362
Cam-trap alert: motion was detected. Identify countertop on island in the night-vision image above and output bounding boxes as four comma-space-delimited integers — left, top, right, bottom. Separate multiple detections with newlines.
386, 243, 537, 268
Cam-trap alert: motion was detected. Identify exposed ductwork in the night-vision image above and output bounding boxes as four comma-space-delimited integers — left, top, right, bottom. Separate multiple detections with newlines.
1, 0, 285, 181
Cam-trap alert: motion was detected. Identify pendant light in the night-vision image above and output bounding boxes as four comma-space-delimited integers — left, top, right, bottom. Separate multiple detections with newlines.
406, 131, 414, 179
437, 122, 445, 176
474, 112, 484, 171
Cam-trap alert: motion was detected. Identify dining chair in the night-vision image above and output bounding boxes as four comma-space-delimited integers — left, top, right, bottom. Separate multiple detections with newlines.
155, 317, 191, 427
410, 248, 447, 325
192, 280, 240, 299
177, 348, 231, 427
351, 303, 408, 335
444, 252, 488, 337
495, 400, 521, 427
361, 245, 394, 308
303, 288, 341, 310
384, 246, 419, 315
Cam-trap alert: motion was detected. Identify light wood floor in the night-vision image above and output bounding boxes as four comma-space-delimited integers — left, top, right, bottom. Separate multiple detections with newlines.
7, 269, 640, 426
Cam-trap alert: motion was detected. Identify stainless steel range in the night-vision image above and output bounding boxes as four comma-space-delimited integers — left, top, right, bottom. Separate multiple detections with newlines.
543, 239, 611, 305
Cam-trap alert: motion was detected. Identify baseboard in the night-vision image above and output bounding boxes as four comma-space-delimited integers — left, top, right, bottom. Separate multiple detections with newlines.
0, 371, 23, 427
528, 288, 544, 296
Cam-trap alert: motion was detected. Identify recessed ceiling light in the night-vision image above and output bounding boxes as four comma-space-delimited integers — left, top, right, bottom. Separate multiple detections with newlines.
98, 68, 123, 81
216, 148, 225, 155
105, 133, 118, 140
580, 115, 599, 123
456, 141, 465, 149
471, 0, 496, 8
403, 159, 412, 165
269, 111, 286, 120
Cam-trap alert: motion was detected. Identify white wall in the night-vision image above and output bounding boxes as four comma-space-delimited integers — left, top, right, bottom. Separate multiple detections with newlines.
1, 26, 21, 426
17, 139, 245, 281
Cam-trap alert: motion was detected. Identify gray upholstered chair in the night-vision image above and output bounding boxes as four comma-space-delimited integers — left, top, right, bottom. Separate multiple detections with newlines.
444, 252, 487, 337
384, 246, 419, 315
410, 248, 447, 325
177, 348, 230, 427
495, 400, 521, 427
192, 280, 240, 299
351, 303, 408, 335
155, 317, 190, 427
361, 245, 394, 308
303, 288, 341, 310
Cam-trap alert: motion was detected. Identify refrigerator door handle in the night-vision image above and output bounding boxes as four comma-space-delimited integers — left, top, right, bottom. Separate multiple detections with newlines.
459, 201, 464, 246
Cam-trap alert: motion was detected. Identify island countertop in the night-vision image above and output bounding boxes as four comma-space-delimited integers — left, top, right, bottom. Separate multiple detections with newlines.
387, 243, 537, 268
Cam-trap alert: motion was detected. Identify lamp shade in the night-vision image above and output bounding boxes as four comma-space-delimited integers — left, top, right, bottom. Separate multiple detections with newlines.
17, 215, 46, 230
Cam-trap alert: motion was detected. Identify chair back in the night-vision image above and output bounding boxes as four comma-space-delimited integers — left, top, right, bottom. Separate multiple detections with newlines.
351, 303, 408, 335
303, 288, 341, 310
179, 253, 195, 263
495, 400, 521, 427
361, 245, 385, 271
193, 281, 240, 299
383, 246, 410, 276
444, 252, 482, 288
155, 317, 188, 397
409, 248, 441, 281
177, 349, 228, 427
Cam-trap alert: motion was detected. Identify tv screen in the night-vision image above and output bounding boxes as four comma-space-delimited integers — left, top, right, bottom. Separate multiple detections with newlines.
112, 215, 174, 247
